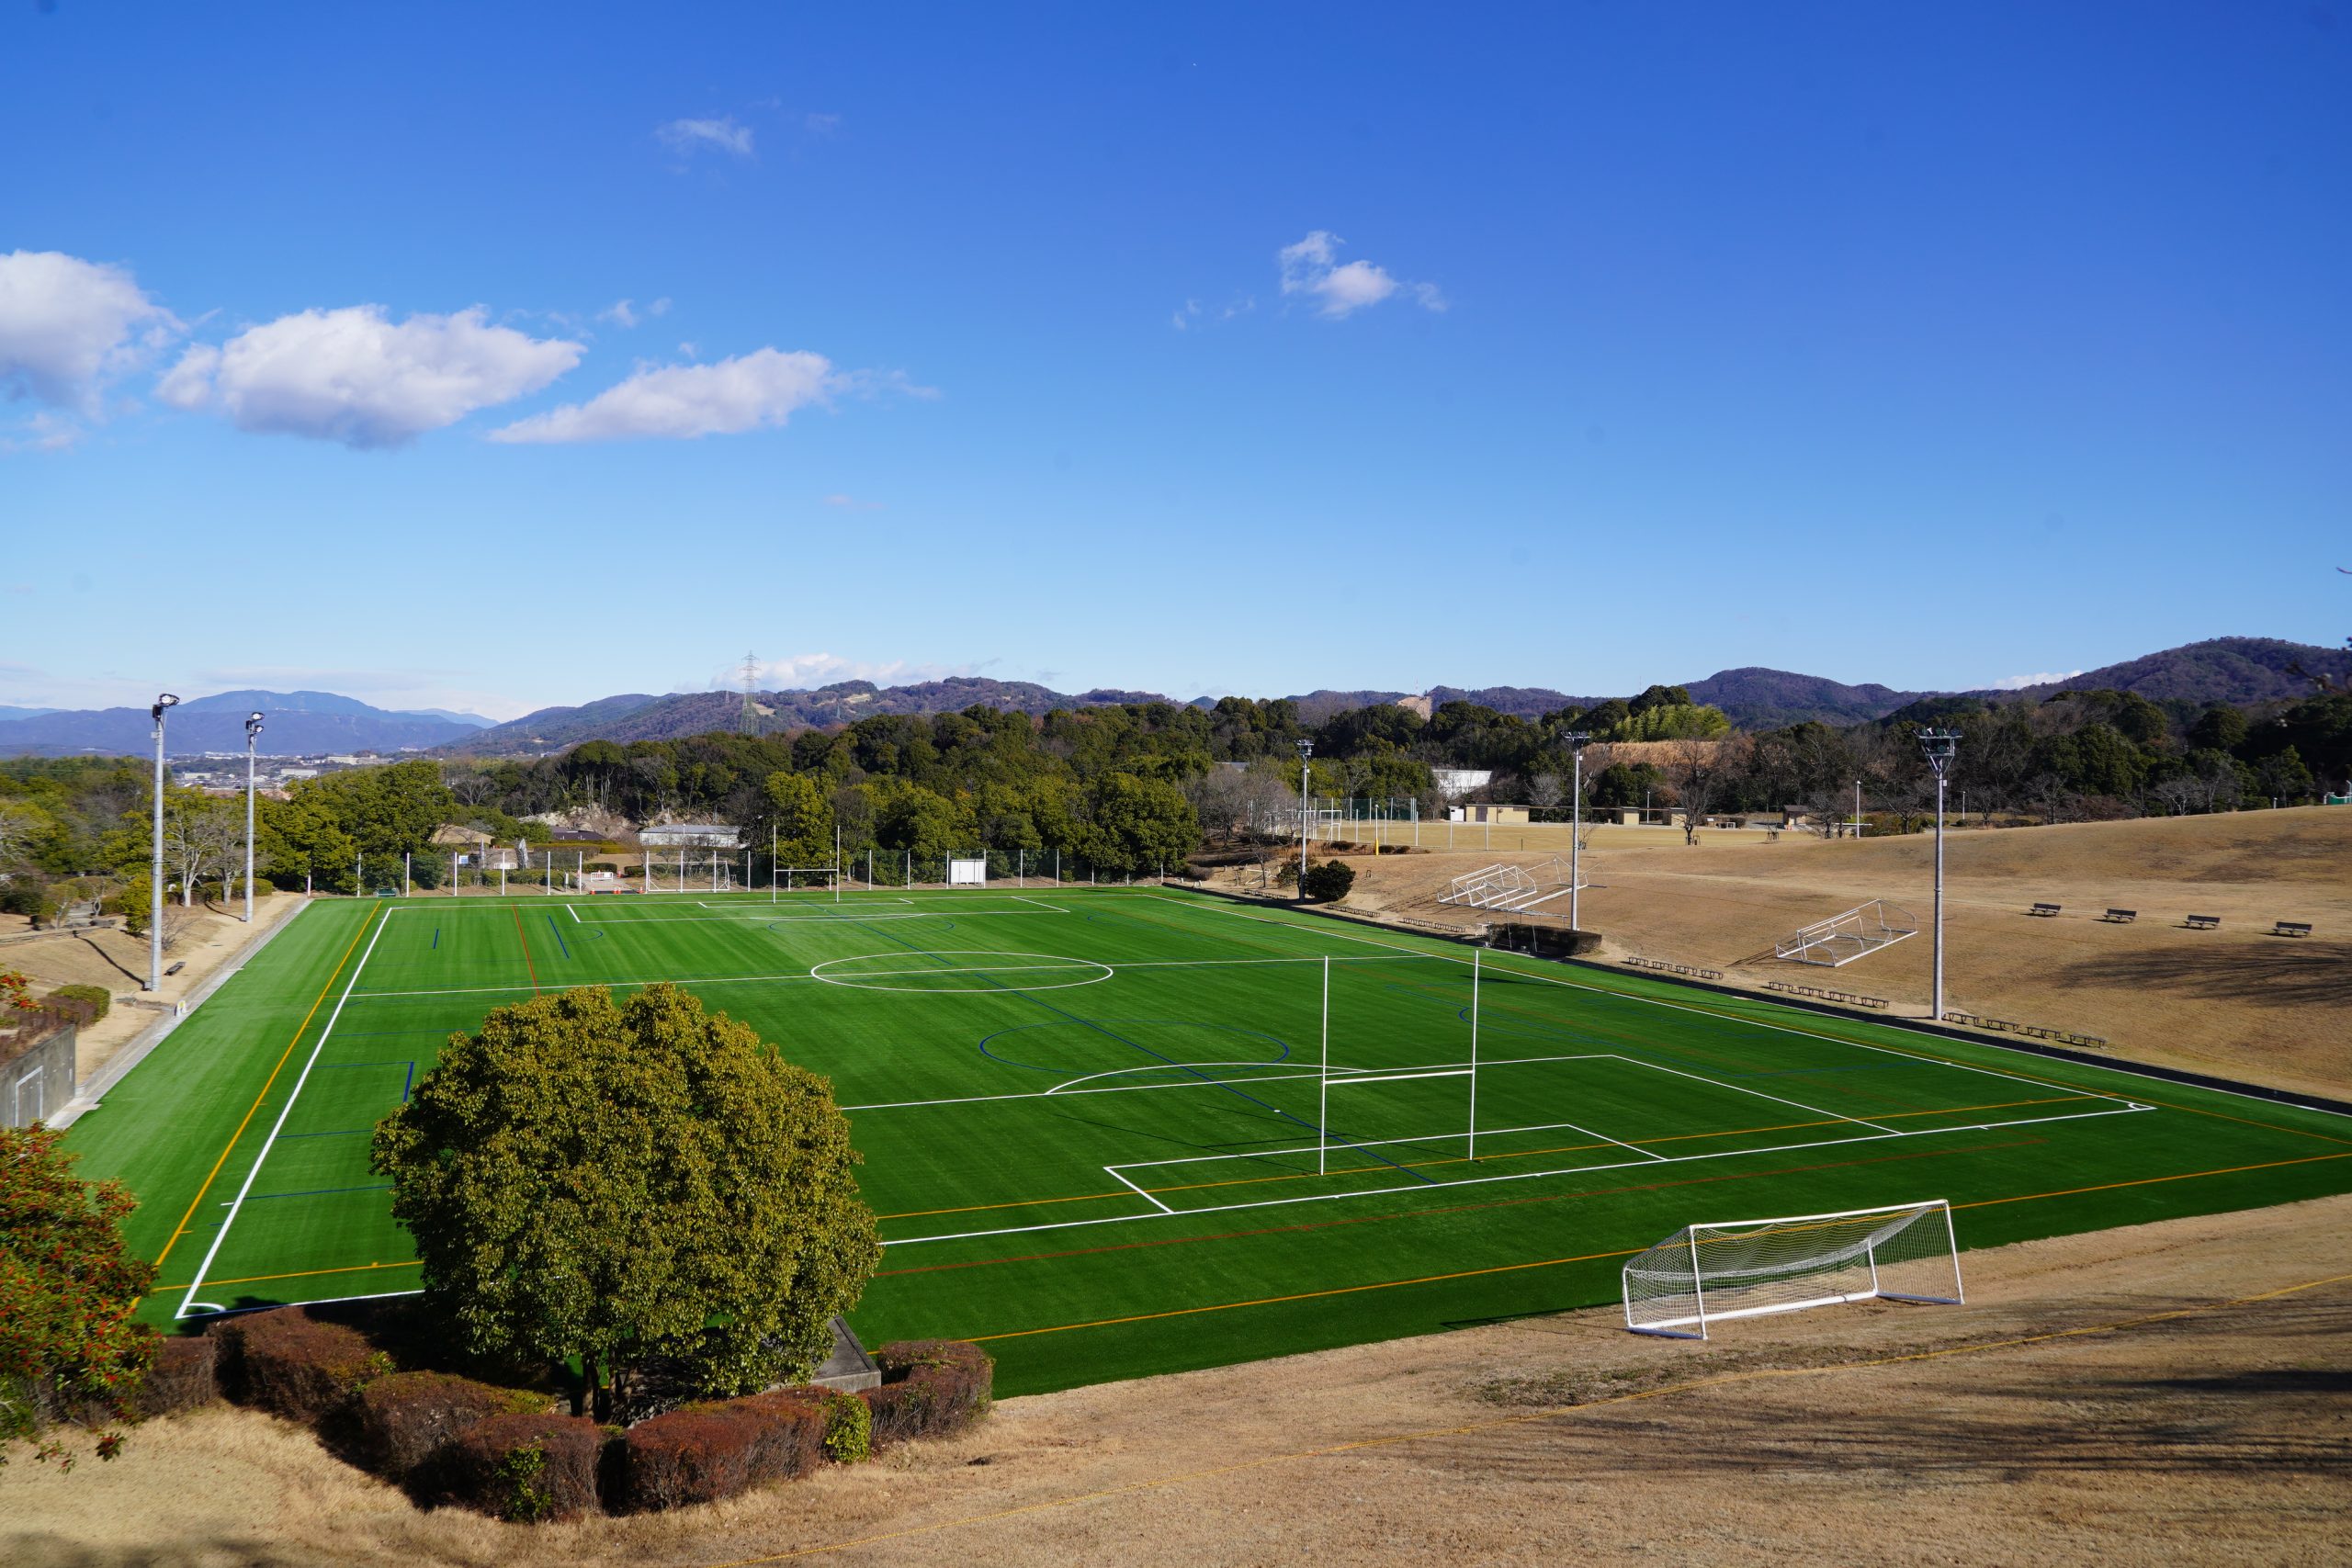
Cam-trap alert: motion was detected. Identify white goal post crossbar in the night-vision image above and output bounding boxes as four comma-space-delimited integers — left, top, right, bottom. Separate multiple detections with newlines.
1773, 899, 1919, 967
1623, 1199, 1962, 1339
770, 866, 842, 902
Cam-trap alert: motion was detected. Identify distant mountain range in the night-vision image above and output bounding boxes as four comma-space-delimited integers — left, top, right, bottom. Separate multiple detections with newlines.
3, 638, 2339, 760
0, 690, 496, 758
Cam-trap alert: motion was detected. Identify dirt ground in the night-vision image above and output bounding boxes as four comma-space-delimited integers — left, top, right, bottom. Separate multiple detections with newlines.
7, 1193, 2348, 1567
0, 891, 307, 1085
1308, 806, 2352, 1103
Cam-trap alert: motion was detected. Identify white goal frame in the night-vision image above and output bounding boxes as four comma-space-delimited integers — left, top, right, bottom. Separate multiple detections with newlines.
1623, 1198, 1962, 1339
771, 866, 841, 902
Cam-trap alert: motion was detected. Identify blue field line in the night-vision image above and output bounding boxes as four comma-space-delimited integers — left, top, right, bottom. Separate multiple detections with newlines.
547, 912, 571, 961
240, 1183, 391, 1202
432, 926, 439, 950
845, 914, 1436, 1185
403, 1061, 414, 1101
274, 1128, 371, 1140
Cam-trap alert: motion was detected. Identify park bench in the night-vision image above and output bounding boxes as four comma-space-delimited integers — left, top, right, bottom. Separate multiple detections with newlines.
2185, 914, 2220, 931
2273, 920, 2313, 939
2099, 908, 2136, 923
2028, 902, 2062, 918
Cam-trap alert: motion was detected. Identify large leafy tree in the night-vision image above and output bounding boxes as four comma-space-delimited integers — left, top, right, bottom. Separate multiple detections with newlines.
371, 984, 878, 1419
0, 1123, 156, 1469
749, 770, 836, 869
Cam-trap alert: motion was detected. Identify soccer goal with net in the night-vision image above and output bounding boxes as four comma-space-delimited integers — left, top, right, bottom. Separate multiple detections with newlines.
1622, 1199, 1962, 1338
1772, 899, 1918, 966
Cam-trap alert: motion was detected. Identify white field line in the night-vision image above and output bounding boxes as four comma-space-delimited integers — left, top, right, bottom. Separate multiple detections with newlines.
177, 1287, 425, 1322
1333, 1067, 1474, 1086
1012, 897, 1072, 912
175, 908, 397, 1320
1619, 1054, 1899, 1134
1146, 893, 2153, 1112
348, 951, 1409, 1001
883, 1102, 2153, 1247
1103, 1166, 1174, 1214
842, 1052, 1612, 1113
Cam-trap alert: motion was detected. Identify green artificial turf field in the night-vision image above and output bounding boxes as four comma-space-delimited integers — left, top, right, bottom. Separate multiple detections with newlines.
63, 886, 2352, 1395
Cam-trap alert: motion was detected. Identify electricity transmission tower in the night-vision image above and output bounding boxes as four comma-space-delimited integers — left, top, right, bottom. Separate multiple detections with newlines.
739, 652, 762, 735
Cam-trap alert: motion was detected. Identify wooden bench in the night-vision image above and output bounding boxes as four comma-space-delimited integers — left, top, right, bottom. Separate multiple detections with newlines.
2185, 914, 2220, 931
2028, 902, 2062, 918
2100, 908, 2136, 923
2273, 920, 2313, 939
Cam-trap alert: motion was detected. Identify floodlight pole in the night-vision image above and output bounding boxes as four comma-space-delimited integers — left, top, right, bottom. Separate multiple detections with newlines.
1564, 731, 1591, 931
147, 694, 179, 990
1917, 728, 1961, 1022
1295, 739, 1314, 902
243, 711, 264, 923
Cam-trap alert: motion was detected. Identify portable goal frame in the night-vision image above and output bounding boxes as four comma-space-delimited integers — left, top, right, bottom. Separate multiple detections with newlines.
1622, 1198, 1962, 1339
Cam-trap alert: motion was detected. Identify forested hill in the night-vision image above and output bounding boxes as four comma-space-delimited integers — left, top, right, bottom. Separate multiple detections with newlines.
1966, 637, 2352, 705
458, 680, 1174, 756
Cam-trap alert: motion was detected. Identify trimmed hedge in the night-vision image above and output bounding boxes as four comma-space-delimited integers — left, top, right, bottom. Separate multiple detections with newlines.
350, 1371, 548, 1480
615, 1393, 826, 1512
129, 1335, 220, 1418
438, 1412, 605, 1522
48, 983, 110, 1023
209, 1307, 393, 1424
862, 1341, 993, 1448
799, 1385, 872, 1464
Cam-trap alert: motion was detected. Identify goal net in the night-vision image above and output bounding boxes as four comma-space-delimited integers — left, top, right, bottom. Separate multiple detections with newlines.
1773, 899, 1918, 966
1623, 1199, 1962, 1338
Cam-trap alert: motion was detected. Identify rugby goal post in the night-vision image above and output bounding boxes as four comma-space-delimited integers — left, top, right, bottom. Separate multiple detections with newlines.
948, 857, 988, 886
1623, 1199, 1962, 1339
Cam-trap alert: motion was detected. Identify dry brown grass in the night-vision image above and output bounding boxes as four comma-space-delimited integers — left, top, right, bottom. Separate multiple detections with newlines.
1325, 806, 2352, 1101
7, 1197, 2348, 1566
0, 891, 306, 1081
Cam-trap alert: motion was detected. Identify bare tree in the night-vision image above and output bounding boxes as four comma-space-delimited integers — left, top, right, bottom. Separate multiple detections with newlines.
162, 792, 241, 908
447, 771, 500, 808
2149, 775, 2202, 817
1662, 738, 1746, 846
1525, 773, 1564, 810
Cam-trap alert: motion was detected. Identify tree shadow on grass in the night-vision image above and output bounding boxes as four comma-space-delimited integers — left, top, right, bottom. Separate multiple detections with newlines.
2064, 940, 2352, 1010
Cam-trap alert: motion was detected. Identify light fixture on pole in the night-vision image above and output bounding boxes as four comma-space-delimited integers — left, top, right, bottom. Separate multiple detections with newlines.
147, 694, 179, 991
1295, 739, 1314, 902
1917, 728, 1961, 1021
1562, 731, 1592, 931
243, 711, 265, 924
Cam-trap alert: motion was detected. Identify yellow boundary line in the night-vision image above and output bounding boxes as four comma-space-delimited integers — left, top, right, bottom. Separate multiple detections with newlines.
707, 1265, 2352, 1564
957, 1147, 2352, 1345
148, 904, 382, 1275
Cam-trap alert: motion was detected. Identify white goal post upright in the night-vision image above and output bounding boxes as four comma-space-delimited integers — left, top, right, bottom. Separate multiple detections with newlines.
771, 867, 839, 902
1315, 952, 1485, 1177
1623, 1199, 1962, 1339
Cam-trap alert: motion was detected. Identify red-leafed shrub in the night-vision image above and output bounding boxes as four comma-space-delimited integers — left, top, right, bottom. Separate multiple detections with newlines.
437, 1412, 605, 1522
349, 1371, 548, 1480
616, 1394, 827, 1512
861, 1341, 992, 1448
129, 1335, 219, 1418
209, 1307, 393, 1424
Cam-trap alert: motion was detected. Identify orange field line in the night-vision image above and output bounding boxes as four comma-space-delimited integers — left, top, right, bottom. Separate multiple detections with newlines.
876, 1093, 2104, 1223
706, 1266, 2352, 1565
150, 905, 382, 1274
511, 901, 539, 993
152, 1258, 422, 1294
955, 1147, 2352, 1346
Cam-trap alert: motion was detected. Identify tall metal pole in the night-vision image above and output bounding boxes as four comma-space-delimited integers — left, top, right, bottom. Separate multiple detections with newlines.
1295, 739, 1314, 901
1917, 729, 1960, 1022
242, 711, 263, 923
1564, 731, 1590, 932
147, 694, 178, 990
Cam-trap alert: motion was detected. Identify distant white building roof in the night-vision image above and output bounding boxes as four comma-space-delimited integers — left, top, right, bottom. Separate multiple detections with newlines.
1430, 768, 1492, 801
640, 821, 741, 846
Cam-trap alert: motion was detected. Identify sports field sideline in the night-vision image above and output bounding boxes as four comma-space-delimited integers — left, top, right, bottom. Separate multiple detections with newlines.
60, 886, 2352, 1395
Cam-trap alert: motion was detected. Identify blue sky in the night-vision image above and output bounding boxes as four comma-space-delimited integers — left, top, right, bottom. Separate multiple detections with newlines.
3, 3, 2346, 720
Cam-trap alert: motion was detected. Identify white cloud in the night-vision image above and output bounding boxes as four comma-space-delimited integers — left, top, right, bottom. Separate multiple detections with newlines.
490, 347, 836, 444
0, 249, 180, 421
1989, 670, 2085, 691
822, 492, 883, 511
1276, 231, 1442, 320
658, 116, 754, 157
156, 306, 582, 448
598, 297, 672, 329
713, 653, 982, 692
805, 112, 842, 136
